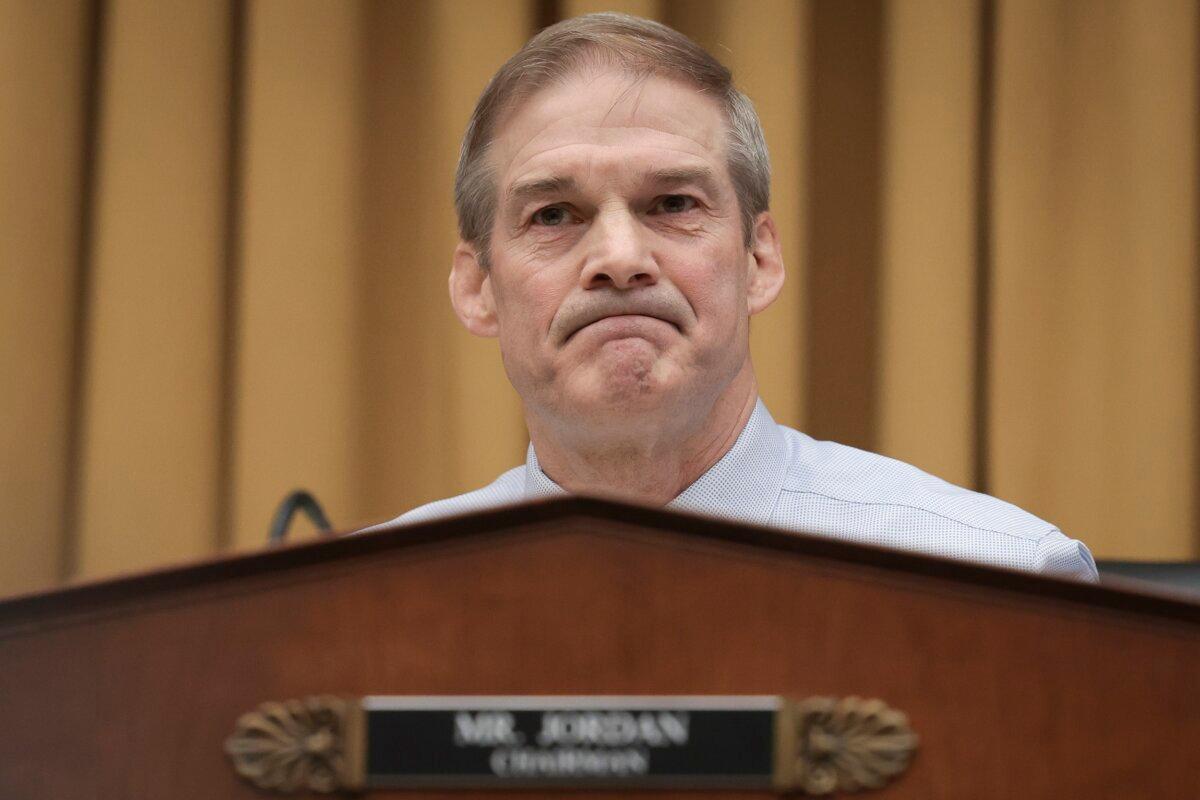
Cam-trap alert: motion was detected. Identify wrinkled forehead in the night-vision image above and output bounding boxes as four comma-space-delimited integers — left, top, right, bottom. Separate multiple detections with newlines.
488, 67, 731, 191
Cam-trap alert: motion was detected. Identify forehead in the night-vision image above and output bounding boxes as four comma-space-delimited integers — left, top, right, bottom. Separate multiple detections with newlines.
490, 68, 731, 193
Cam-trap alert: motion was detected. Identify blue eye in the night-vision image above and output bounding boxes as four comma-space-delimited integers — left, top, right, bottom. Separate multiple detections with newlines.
532, 206, 569, 226
657, 195, 696, 213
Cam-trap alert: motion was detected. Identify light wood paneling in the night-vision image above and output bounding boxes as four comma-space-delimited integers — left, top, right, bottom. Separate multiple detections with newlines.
357, 0, 530, 525
805, 0, 884, 450
992, 0, 1198, 557
563, 0, 661, 18
76, 0, 231, 578
0, 0, 88, 592
231, 0, 362, 546
878, 0, 979, 486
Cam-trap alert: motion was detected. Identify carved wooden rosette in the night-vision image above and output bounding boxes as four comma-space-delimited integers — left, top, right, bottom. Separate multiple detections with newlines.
224, 695, 364, 793
780, 696, 919, 795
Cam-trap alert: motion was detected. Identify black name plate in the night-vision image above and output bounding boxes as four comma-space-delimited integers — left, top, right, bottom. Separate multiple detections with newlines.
364, 695, 784, 789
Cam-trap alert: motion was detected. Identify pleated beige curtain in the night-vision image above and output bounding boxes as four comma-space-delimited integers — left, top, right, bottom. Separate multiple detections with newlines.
2, 0, 1197, 596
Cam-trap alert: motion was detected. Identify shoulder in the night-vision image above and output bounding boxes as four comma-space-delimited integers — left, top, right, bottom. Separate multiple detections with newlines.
773, 427, 1098, 580
359, 466, 526, 531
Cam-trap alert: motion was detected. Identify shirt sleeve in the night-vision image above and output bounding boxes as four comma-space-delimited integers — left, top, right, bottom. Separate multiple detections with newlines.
1035, 529, 1099, 582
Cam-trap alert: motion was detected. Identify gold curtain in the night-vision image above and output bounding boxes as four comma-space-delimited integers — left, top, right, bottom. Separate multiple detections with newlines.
2, 0, 1196, 596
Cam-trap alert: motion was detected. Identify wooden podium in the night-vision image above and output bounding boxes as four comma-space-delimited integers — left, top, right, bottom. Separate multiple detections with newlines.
2, 497, 1198, 798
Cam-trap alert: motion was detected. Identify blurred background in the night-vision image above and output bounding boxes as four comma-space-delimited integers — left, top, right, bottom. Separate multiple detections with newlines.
2, 0, 1196, 597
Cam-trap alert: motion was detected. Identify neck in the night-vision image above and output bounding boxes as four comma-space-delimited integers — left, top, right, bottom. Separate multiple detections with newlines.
527, 364, 759, 506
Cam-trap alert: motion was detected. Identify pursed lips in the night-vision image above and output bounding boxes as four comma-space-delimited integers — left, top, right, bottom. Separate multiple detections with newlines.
564, 313, 679, 343
553, 290, 691, 345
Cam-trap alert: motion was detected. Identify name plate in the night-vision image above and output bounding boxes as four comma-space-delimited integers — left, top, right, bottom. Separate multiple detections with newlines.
365, 695, 779, 789
225, 694, 918, 794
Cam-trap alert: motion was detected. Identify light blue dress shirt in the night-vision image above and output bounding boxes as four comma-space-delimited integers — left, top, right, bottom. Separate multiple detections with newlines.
385, 399, 1098, 581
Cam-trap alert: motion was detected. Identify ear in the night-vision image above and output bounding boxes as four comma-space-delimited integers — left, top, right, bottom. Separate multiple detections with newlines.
449, 241, 499, 337
745, 211, 785, 316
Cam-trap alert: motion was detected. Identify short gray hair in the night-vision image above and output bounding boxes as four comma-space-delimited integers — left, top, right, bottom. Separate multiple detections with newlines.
455, 13, 771, 267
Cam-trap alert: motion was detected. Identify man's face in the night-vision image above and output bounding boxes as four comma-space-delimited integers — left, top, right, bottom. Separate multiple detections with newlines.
453, 68, 780, 431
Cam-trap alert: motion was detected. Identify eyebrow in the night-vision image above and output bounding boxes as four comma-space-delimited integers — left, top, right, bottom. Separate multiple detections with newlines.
505, 176, 580, 209
646, 166, 721, 198
503, 166, 723, 214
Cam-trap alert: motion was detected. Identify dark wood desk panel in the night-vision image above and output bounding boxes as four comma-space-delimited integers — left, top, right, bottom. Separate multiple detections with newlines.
2, 498, 1197, 798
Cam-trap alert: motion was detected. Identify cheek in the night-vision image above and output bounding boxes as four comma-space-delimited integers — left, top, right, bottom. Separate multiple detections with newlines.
669, 241, 748, 317
527, 275, 567, 316
491, 263, 569, 343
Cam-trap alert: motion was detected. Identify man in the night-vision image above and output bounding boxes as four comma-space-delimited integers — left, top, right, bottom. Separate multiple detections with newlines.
384, 13, 1097, 581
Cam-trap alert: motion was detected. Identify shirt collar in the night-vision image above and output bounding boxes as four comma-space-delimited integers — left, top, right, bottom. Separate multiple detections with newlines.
524, 442, 569, 500
523, 399, 788, 527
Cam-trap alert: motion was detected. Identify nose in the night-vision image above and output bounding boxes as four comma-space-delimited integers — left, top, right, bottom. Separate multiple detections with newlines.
579, 207, 659, 290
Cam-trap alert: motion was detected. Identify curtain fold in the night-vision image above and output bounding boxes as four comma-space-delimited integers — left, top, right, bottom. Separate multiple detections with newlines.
75, 0, 232, 577
990, 0, 1198, 557
878, 0, 979, 487
0, 0, 89, 593
231, 0, 362, 549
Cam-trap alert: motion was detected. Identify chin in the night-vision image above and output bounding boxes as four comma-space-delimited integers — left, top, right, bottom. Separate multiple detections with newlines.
529, 341, 692, 421
573, 367, 681, 418
594, 342, 670, 396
